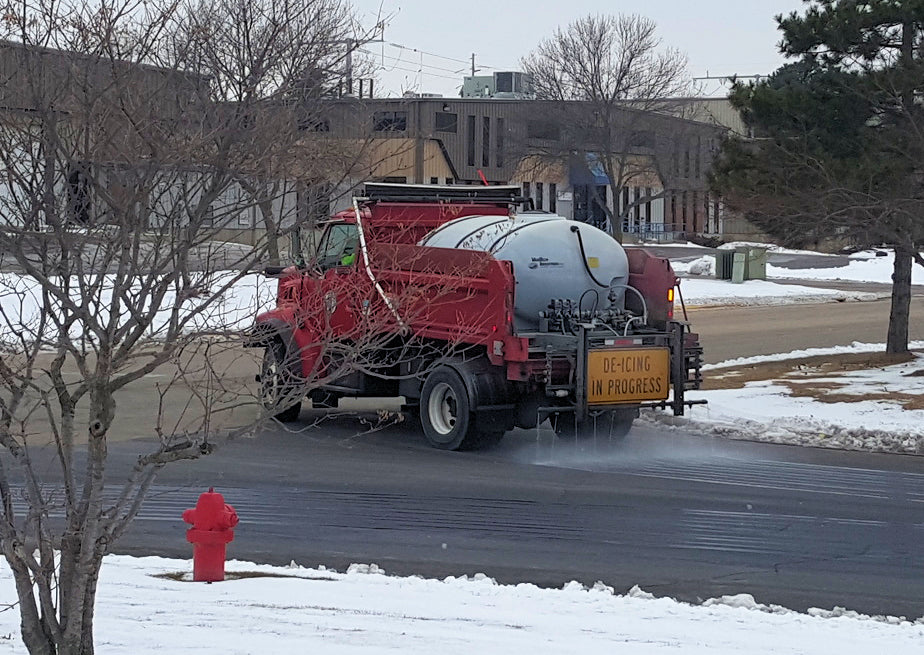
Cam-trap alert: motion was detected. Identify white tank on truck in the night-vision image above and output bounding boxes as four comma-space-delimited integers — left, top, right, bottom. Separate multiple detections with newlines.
419, 212, 629, 331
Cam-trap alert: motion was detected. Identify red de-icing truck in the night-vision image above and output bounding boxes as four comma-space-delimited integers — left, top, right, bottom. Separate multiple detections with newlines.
246, 183, 704, 450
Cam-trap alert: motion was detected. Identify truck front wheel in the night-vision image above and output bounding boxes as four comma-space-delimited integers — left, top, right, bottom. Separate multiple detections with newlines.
420, 367, 476, 450
260, 342, 302, 423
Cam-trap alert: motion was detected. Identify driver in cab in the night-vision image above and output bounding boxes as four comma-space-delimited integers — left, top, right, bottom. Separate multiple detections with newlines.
340, 239, 358, 266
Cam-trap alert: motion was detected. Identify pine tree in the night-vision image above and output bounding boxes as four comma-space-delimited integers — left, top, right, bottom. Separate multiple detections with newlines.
713, 1, 924, 353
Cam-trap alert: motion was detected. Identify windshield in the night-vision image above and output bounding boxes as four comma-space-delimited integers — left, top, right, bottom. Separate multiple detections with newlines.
316, 223, 360, 269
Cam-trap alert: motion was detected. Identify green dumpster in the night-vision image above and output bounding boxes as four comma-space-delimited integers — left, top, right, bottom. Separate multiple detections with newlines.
744, 247, 767, 280
714, 250, 735, 280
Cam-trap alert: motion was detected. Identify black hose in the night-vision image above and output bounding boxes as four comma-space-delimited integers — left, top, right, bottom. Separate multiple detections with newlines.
578, 288, 599, 316
570, 225, 610, 288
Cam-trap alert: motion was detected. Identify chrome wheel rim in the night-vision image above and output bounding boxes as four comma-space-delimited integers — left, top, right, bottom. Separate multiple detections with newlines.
427, 382, 457, 436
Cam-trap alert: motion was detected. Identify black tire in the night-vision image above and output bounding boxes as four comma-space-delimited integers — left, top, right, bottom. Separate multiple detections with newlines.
419, 366, 476, 450
260, 342, 301, 423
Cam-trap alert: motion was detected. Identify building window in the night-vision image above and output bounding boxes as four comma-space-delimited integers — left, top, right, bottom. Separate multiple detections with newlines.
435, 111, 457, 133
526, 120, 560, 140
445, 178, 454, 185
535, 182, 544, 210
373, 111, 407, 132
298, 117, 330, 132
692, 191, 700, 232
482, 116, 490, 167
496, 117, 505, 168
467, 115, 476, 166
549, 183, 557, 213
430, 177, 439, 184
522, 181, 531, 199
628, 130, 654, 149
67, 165, 92, 225
695, 137, 702, 178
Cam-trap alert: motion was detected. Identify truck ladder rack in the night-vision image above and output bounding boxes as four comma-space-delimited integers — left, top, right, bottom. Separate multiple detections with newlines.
360, 182, 525, 206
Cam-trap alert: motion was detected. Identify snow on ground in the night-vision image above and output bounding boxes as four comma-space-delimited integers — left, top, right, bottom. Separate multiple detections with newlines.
717, 241, 842, 257
677, 277, 883, 306
0, 272, 273, 345
651, 342, 924, 455
767, 252, 924, 285
676, 248, 923, 290
673, 248, 920, 306
657, 248, 924, 453
0, 555, 921, 655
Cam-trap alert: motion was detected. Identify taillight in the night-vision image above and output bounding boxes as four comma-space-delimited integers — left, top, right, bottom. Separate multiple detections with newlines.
667, 287, 675, 319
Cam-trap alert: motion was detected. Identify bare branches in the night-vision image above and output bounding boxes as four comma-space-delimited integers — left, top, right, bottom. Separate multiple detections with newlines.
523, 14, 690, 107
518, 13, 712, 241
0, 0, 370, 651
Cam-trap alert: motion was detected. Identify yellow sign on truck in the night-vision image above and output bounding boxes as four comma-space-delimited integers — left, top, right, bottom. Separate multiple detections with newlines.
586, 348, 671, 404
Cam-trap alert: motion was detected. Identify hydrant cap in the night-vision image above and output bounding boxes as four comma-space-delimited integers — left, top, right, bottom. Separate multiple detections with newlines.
184, 489, 236, 531
197, 490, 225, 511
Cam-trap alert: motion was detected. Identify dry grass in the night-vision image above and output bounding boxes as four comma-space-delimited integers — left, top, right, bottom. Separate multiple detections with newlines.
155, 571, 338, 582
704, 351, 923, 408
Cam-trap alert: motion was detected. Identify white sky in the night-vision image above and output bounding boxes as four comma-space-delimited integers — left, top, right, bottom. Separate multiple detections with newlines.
349, 0, 809, 97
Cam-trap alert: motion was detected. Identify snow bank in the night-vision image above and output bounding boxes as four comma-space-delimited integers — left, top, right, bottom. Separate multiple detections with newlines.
0, 554, 920, 654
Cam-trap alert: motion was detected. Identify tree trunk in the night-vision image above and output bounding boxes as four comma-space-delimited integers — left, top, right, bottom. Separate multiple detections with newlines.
58, 547, 104, 655
886, 246, 912, 354
259, 198, 280, 265
9, 559, 55, 655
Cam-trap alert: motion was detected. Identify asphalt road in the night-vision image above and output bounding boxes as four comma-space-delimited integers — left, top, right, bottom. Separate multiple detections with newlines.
95, 410, 924, 619
21, 280, 924, 619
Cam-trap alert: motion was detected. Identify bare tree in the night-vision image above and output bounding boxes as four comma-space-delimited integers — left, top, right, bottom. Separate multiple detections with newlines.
174, 0, 374, 264
520, 14, 703, 241
0, 0, 378, 652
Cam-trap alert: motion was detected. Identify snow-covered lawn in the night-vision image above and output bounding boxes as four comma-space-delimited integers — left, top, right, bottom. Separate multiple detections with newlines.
674, 247, 922, 307
0, 271, 273, 345
656, 342, 924, 454
0, 555, 921, 654
661, 249, 924, 453
677, 277, 883, 306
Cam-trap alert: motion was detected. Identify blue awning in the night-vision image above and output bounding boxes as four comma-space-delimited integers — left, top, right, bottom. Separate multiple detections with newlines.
569, 153, 610, 185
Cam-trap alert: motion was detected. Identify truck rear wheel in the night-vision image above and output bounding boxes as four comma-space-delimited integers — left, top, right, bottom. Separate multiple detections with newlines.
260, 342, 301, 423
420, 367, 473, 450
422, 365, 509, 450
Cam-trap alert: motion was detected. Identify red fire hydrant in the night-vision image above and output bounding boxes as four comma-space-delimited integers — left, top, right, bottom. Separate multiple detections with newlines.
182, 488, 239, 582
